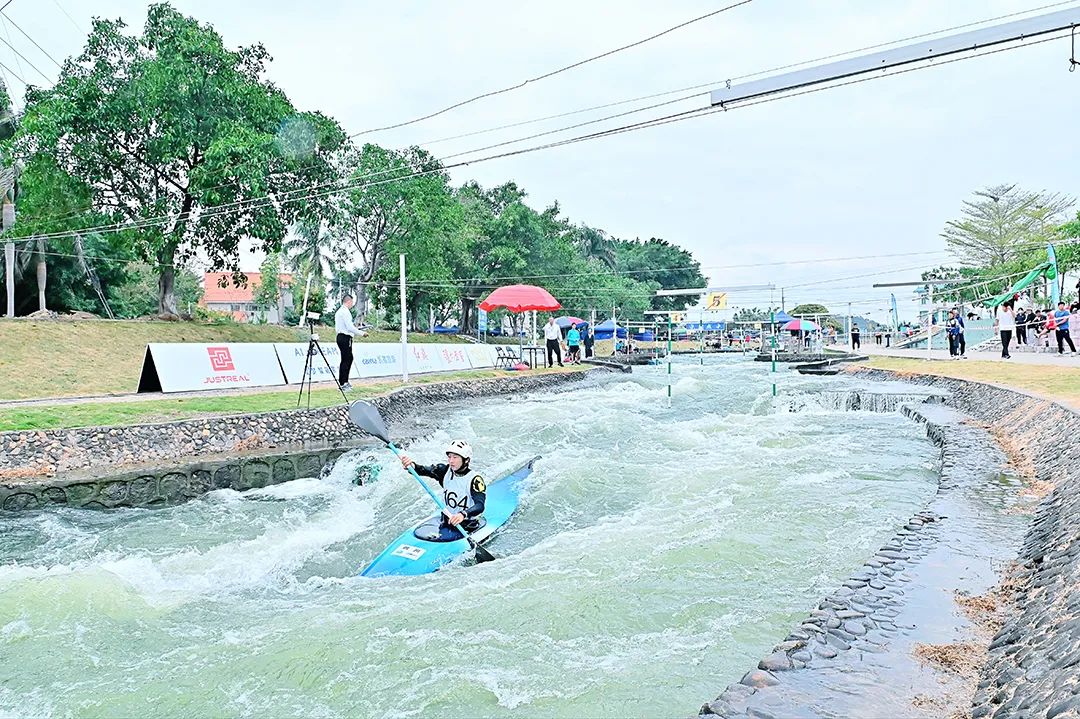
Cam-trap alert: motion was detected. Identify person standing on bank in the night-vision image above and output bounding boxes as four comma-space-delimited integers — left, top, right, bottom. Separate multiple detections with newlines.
544, 316, 564, 368
335, 293, 365, 391
1053, 301, 1077, 355
1015, 307, 1029, 346
996, 300, 1016, 360
566, 324, 582, 364
850, 322, 860, 350
582, 324, 595, 358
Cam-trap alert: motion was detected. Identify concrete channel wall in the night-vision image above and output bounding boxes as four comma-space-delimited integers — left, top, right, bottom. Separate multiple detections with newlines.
0, 446, 356, 512
0, 369, 595, 511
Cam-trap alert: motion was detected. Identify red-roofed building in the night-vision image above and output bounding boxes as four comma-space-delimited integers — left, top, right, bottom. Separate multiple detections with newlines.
200, 272, 295, 323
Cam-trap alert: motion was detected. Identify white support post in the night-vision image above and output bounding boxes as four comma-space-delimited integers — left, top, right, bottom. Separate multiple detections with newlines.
3, 198, 14, 319
298, 274, 312, 327
399, 254, 409, 383
3, 241, 13, 318
927, 284, 933, 361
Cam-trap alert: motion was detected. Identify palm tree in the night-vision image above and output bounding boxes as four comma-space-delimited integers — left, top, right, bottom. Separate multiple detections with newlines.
575, 225, 617, 269
12, 233, 47, 313
284, 217, 341, 323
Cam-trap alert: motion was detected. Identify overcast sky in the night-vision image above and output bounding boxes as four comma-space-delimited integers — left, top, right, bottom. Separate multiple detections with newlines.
3, 0, 1079, 321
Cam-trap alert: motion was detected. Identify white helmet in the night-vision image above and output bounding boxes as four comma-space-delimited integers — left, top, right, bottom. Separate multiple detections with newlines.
445, 440, 472, 460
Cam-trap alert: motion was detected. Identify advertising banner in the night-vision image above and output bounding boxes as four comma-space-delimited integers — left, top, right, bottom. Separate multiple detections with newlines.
137, 343, 286, 393
352, 343, 405, 379
435, 345, 472, 372
140, 341, 499, 393
275, 341, 352, 384
464, 344, 497, 369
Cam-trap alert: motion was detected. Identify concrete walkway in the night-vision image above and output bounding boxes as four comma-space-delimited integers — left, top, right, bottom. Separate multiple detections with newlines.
856, 343, 1080, 366
0, 366, 582, 410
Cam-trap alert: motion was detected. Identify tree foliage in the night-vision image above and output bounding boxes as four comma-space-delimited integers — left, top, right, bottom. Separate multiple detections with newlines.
10, 3, 345, 317
732, 307, 778, 323
942, 184, 1074, 267
0, 4, 710, 325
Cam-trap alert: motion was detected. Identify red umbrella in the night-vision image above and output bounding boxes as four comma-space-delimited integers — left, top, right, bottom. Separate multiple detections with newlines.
479, 285, 561, 366
479, 284, 561, 313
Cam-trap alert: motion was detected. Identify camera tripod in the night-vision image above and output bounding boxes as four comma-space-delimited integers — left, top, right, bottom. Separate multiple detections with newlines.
296, 322, 349, 409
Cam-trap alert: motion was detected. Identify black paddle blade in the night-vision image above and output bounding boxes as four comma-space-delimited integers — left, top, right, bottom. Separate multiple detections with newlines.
472, 543, 496, 563
348, 400, 390, 443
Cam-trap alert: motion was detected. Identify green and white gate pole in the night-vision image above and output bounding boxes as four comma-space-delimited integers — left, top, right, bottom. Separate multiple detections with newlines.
770, 309, 777, 397
667, 313, 673, 405
699, 310, 704, 366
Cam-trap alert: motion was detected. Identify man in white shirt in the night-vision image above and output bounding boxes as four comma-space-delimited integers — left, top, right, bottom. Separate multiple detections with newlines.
543, 316, 563, 368
335, 293, 365, 391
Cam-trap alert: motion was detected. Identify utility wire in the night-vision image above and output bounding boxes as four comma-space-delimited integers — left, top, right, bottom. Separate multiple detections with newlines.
0, 17, 52, 84
50, 0, 82, 34
0, 11, 63, 70
355, 0, 755, 135
414, 0, 1080, 148
0, 54, 25, 87
14, 27, 1074, 247
15, 1, 1071, 231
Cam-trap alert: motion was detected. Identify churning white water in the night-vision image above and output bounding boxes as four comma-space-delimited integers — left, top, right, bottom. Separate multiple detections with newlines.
0, 357, 938, 718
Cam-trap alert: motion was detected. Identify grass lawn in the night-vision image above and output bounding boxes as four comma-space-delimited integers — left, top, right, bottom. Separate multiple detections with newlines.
0, 367, 587, 431
860, 356, 1080, 409
0, 319, 465, 401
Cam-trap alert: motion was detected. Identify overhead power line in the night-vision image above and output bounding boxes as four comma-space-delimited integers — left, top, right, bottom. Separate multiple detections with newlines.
415, 0, 1080, 148
14, 18, 1076, 247
17, 1, 1070, 231
0, 20, 52, 84
0, 11, 63, 70
0, 55, 25, 86
354, 0, 755, 135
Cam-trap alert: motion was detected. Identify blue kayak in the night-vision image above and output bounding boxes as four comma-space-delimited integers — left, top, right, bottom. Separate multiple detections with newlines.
360, 457, 539, 577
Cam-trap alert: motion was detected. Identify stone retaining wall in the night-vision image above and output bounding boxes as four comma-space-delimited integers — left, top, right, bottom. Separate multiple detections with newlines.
701, 370, 1080, 717
849, 368, 1080, 717
0, 369, 592, 484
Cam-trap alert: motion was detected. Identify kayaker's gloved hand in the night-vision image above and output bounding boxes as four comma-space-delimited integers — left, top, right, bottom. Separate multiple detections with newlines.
399, 454, 415, 470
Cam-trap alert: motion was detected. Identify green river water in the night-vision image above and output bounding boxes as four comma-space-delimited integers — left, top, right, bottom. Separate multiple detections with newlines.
0, 357, 939, 718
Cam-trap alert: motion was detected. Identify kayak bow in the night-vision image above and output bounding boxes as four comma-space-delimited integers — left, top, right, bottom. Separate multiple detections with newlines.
360, 456, 538, 578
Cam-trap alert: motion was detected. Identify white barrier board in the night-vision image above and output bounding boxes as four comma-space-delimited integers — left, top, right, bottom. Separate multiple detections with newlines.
138, 343, 286, 393
277, 342, 487, 384
465, 344, 498, 369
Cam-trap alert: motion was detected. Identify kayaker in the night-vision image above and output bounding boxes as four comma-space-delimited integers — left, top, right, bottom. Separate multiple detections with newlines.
399, 440, 487, 531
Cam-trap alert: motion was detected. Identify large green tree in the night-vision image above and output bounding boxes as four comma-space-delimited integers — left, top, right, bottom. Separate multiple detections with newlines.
11, 3, 345, 317
332, 143, 454, 319
942, 184, 1074, 267
613, 237, 707, 314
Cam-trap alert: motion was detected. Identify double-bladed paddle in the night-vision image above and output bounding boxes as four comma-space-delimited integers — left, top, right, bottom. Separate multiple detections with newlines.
347, 400, 495, 563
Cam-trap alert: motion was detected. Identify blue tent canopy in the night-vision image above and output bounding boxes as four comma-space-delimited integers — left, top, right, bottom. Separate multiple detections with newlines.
594, 319, 627, 339
772, 311, 794, 324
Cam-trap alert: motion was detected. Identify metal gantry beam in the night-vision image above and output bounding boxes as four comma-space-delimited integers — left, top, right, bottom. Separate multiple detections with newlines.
710, 7, 1080, 107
